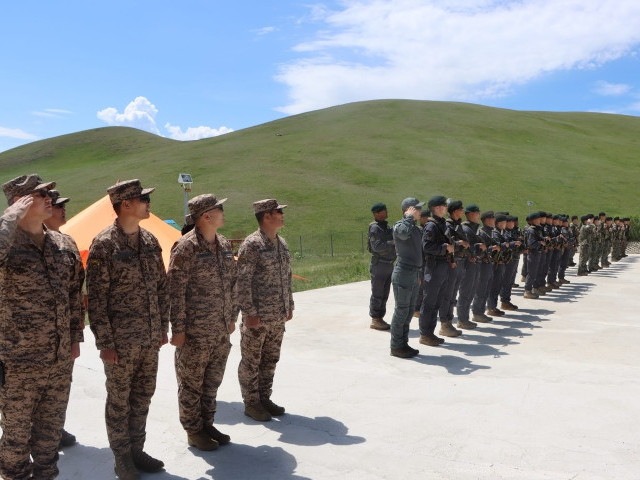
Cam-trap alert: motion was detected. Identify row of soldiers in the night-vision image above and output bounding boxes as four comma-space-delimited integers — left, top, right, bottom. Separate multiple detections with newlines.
576, 212, 631, 275
0, 174, 294, 480
367, 197, 632, 358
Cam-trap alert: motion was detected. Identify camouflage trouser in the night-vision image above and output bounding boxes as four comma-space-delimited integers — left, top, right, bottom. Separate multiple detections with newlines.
238, 320, 285, 406
600, 240, 611, 264
104, 345, 158, 456
0, 360, 73, 480
175, 335, 231, 434
578, 244, 590, 273
589, 242, 601, 269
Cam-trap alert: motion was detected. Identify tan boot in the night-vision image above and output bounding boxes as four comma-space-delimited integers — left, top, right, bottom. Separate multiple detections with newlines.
439, 321, 462, 337
500, 301, 518, 311
188, 430, 219, 451
419, 334, 444, 346
261, 398, 285, 416
131, 450, 164, 473
244, 402, 272, 422
523, 290, 539, 299
457, 319, 477, 330
370, 317, 390, 330
114, 453, 140, 480
203, 424, 230, 445
472, 313, 492, 323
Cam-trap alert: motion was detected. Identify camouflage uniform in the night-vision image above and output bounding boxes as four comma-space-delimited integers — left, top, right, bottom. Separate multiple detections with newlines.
87, 220, 169, 457
168, 225, 238, 434
578, 220, 592, 274
0, 186, 84, 479
237, 227, 293, 407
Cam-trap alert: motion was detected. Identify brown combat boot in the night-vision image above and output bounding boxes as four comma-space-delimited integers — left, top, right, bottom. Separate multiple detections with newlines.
261, 398, 285, 416
131, 450, 164, 473
203, 424, 230, 445
500, 301, 518, 311
419, 333, 444, 346
439, 321, 462, 337
532, 288, 545, 296
114, 453, 140, 480
486, 309, 503, 317
370, 317, 390, 330
244, 402, 272, 422
472, 313, 492, 323
188, 430, 219, 451
523, 290, 539, 299
390, 346, 419, 358
457, 319, 477, 330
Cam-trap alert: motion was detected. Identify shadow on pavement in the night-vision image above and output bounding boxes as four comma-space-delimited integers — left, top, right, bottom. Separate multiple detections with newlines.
412, 353, 491, 375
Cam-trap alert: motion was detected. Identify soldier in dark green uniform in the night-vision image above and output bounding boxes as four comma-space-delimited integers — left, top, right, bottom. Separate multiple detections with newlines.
367, 202, 395, 331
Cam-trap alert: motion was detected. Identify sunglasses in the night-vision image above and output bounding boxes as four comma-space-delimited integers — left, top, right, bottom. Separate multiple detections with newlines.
31, 190, 48, 198
138, 194, 151, 203
272, 208, 284, 214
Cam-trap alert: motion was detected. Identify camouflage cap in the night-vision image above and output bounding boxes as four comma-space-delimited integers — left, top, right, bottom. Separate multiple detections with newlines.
188, 193, 227, 220
107, 179, 155, 204
2, 174, 56, 205
400, 197, 424, 211
48, 190, 70, 206
253, 198, 287, 214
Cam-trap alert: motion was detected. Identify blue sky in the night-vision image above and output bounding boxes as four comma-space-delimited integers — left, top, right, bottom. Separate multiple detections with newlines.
2, 0, 640, 153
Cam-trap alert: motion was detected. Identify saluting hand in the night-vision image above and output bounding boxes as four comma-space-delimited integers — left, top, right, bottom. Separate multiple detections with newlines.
4, 195, 33, 219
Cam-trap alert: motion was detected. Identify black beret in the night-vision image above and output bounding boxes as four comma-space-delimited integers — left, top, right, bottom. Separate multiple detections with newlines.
447, 200, 463, 213
371, 202, 387, 213
495, 214, 508, 223
511, 216, 518, 221
606, 216, 612, 221
428, 195, 448, 208
465, 204, 480, 213
481, 210, 495, 221
614, 216, 620, 221
552, 214, 560, 220
586, 214, 594, 219
420, 210, 429, 218
571, 215, 578, 220
598, 212, 606, 217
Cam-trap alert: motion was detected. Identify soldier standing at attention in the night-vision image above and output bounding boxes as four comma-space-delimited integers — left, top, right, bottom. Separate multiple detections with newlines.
367, 202, 395, 331
43, 190, 85, 449
168, 194, 237, 451
389, 198, 424, 358
0, 175, 84, 480
577, 214, 593, 276
237, 199, 293, 422
87, 179, 169, 480
569, 216, 580, 266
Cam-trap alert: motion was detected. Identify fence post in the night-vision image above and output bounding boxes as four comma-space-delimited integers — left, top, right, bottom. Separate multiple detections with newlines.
330, 233, 334, 257
299, 235, 303, 258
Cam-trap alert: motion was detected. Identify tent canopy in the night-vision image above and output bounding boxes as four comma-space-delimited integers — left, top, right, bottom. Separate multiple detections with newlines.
60, 195, 180, 269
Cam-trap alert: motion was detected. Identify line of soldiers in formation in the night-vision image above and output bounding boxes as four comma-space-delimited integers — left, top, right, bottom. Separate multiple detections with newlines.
367, 196, 632, 358
0, 174, 293, 480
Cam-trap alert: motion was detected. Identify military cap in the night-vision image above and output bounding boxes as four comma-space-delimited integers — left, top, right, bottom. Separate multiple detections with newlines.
401, 197, 425, 211
614, 216, 620, 221
48, 189, 69, 206
253, 198, 287, 214
188, 193, 227, 220
107, 179, 155, 205
464, 204, 480, 213
447, 200, 463, 213
480, 210, 495, 221
495, 211, 510, 216
552, 214, 560, 220
605, 216, 613, 221
427, 195, 447, 208
571, 215, 578, 220
495, 214, 508, 223
526, 213, 534, 221
512, 216, 518, 221
371, 202, 387, 213
420, 210, 429, 218
546, 212, 553, 218
537, 211, 547, 217
580, 215, 589, 223
506, 215, 516, 222
598, 212, 606, 217
2, 174, 56, 205
623, 217, 630, 221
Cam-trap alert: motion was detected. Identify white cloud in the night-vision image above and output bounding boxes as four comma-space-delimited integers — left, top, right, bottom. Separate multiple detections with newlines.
593, 81, 631, 96
97, 96, 161, 135
254, 26, 276, 36
31, 108, 73, 119
164, 123, 233, 141
0, 126, 38, 140
276, 0, 640, 114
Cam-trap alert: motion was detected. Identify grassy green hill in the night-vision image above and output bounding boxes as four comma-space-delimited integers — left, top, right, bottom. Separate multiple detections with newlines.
2, 100, 638, 289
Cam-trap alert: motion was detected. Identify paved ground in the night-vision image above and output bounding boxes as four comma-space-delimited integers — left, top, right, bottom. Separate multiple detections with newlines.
49, 255, 640, 478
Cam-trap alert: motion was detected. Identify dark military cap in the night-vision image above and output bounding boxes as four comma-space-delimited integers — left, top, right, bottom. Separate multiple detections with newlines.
614, 216, 620, 221
107, 179, 155, 205
598, 212, 606, 217
188, 193, 227, 220
623, 217, 630, 221
447, 200, 463, 213
571, 215, 578, 220
605, 216, 613, 221
48, 190, 69, 206
427, 195, 447, 208
420, 210, 429, 218
371, 202, 387, 213
506, 215, 516, 222
537, 211, 546, 217
480, 210, 495, 221
2, 174, 56, 205
401, 197, 425, 211
495, 214, 507, 223
526, 213, 535, 221
546, 212, 553, 218
495, 211, 510, 216
552, 214, 560, 220
254, 198, 287, 214
464, 204, 480, 213
512, 216, 519, 221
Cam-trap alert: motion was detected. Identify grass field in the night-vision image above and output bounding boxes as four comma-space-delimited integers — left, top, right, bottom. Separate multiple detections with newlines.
2, 100, 638, 290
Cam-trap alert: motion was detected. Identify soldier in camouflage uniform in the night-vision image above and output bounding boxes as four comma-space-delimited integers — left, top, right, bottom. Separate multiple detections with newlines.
569, 216, 580, 266
87, 179, 169, 480
600, 216, 613, 267
367, 202, 395, 331
0, 175, 84, 480
611, 217, 623, 261
577, 214, 593, 276
237, 199, 294, 422
168, 194, 238, 451
43, 190, 85, 449
588, 215, 602, 272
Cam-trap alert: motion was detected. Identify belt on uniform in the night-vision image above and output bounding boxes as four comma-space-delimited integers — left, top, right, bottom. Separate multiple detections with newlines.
396, 262, 421, 270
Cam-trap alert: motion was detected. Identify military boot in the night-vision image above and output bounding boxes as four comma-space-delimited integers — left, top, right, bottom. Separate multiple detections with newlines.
485, 308, 503, 317
261, 398, 286, 416
370, 317, 390, 331
188, 430, 219, 451
439, 321, 462, 337
520, 275, 526, 283
500, 301, 518, 311
131, 450, 164, 473
244, 402, 272, 422
203, 424, 230, 445
558, 278, 570, 284
390, 346, 419, 358
532, 287, 545, 296
457, 319, 477, 330
59, 429, 76, 449
419, 334, 444, 346
114, 453, 140, 480
523, 290, 539, 299
472, 313, 492, 323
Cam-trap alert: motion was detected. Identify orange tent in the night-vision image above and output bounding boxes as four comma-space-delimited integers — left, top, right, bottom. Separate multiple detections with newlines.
60, 195, 181, 269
